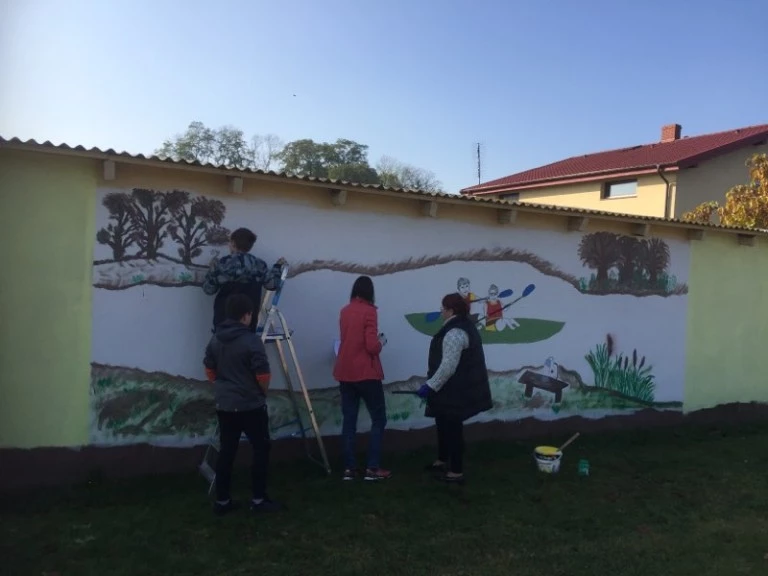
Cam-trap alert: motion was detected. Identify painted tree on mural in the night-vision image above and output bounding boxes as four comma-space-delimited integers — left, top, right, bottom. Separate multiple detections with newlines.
167, 192, 230, 265
129, 189, 188, 260
96, 192, 137, 260
578, 232, 680, 294
578, 231, 620, 288
682, 153, 768, 228
617, 235, 642, 285
94, 188, 233, 266
640, 237, 670, 286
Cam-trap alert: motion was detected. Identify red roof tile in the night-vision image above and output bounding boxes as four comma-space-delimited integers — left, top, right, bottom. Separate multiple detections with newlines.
462, 124, 768, 195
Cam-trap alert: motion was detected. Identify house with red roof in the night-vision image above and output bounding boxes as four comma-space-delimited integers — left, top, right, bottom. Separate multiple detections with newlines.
461, 123, 768, 219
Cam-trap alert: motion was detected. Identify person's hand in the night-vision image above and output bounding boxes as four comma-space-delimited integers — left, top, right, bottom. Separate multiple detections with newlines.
276, 257, 287, 267
378, 332, 387, 347
417, 383, 431, 398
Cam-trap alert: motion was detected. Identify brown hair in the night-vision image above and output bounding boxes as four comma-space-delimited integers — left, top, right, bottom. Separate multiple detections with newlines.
230, 228, 257, 252
442, 292, 469, 318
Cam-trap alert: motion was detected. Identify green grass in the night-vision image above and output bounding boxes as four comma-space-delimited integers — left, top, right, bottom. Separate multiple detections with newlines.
5, 421, 768, 575
404, 314, 566, 344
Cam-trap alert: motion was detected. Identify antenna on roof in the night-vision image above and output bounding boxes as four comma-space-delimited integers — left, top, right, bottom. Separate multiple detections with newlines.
475, 142, 483, 185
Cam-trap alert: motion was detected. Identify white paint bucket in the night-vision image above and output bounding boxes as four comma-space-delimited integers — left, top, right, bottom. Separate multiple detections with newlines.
534, 445, 563, 474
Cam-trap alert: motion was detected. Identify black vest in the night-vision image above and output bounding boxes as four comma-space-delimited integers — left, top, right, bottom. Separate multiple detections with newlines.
425, 315, 492, 421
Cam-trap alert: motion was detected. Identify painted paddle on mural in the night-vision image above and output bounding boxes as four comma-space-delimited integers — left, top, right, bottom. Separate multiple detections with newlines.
423, 288, 514, 322
406, 282, 564, 344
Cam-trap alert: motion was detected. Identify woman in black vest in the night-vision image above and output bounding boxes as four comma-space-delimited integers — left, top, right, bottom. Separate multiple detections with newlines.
416, 292, 493, 483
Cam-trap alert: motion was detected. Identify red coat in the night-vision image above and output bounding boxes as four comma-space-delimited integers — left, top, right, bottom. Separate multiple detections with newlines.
333, 297, 384, 383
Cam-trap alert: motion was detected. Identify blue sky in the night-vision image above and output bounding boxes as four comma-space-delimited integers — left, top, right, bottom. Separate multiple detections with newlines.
1, 0, 766, 193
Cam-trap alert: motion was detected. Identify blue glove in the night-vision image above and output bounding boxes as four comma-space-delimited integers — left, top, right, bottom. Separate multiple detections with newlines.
417, 384, 431, 398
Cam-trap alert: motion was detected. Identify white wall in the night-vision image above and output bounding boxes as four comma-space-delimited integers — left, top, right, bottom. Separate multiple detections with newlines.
89, 186, 691, 444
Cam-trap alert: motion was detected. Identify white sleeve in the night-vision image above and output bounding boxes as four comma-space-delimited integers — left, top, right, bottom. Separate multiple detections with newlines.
425, 328, 470, 392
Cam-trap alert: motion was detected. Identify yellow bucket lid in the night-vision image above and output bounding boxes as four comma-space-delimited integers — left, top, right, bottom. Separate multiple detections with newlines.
534, 445, 560, 456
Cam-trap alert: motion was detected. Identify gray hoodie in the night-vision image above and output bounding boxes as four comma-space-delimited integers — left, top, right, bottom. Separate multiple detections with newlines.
203, 319, 271, 412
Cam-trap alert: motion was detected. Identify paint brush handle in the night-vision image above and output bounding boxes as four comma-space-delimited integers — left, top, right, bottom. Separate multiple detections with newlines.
558, 432, 580, 451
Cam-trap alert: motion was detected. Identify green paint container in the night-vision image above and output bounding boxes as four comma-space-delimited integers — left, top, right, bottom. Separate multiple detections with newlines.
578, 459, 590, 477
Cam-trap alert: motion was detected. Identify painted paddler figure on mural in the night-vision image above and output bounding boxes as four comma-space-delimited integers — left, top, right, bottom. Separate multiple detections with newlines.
456, 277, 481, 324
482, 284, 520, 332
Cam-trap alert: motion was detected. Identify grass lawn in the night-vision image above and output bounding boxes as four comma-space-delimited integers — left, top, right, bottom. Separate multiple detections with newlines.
3, 421, 768, 576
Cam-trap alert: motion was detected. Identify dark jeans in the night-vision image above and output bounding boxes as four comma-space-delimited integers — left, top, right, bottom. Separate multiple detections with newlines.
339, 379, 387, 470
215, 406, 270, 502
436, 416, 464, 474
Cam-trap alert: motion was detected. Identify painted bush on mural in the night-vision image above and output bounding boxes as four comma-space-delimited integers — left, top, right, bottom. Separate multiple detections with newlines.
577, 232, 686, 295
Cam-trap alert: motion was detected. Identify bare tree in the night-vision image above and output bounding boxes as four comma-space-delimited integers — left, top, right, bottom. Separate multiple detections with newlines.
251, 134, 284, 171
376, 155, 443, 192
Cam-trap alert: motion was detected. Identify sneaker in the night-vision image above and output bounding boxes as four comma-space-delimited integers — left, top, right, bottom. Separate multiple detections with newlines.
250, 498, 283, 513
213, 500, 240, 516
364, 468, 392, 481
342, 469, 357, 481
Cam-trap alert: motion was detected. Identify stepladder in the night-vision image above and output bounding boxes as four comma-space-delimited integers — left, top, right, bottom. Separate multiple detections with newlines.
199, 265, 332, 496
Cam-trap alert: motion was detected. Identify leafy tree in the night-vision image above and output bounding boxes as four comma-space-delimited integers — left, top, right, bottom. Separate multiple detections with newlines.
682, 153, 768, 228
157, 121, 445, 191
156, 121, 216, 164
167, 192, 230, 265
156, 121, 272, 170
277, 139, 331, 177
276, 138, 378, 180
96, 192, 138, 260
327, 162, 380, 184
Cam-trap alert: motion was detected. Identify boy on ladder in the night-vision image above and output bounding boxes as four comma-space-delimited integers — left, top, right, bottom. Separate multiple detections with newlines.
203, 293, 284, 516
202, 227, 286, 332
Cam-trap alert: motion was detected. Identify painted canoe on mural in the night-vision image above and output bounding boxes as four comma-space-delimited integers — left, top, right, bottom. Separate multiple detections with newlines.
404, 314, 566, 344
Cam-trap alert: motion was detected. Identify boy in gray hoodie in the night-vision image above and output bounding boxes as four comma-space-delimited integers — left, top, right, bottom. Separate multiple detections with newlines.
203, 293, 282, 516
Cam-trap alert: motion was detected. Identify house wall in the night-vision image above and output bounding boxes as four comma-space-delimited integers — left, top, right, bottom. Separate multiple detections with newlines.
0, 150, 96, 448
684, 233, 768, 411
674, 143, 768, 218
1, 147, 768, 470
490, 173, 675, 218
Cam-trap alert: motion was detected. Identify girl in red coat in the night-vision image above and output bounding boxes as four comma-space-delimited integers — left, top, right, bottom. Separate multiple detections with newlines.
333, 276, 392, 481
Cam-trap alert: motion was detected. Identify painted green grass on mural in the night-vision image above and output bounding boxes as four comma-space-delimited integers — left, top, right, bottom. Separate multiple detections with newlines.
6, 422, 768, 576
404, 315, 566, 343
90, 362, 677, 440
585, 341, 656, 403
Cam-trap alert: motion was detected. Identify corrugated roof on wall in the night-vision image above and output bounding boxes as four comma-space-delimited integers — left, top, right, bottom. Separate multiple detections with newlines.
1, 135, 766, 237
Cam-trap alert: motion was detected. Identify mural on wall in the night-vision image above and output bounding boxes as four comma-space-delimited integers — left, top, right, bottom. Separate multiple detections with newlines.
91, 333, 676, 444
90, 186, 689, 446
577, 231, 686, 296
93, 188, 231, 289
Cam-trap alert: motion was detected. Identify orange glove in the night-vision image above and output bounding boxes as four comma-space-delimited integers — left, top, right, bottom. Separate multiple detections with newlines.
255, 372, 271, 393
205, 368, 217, 383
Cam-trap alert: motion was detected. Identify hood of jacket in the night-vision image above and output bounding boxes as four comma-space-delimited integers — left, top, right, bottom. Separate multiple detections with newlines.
214, 319, 253, 343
